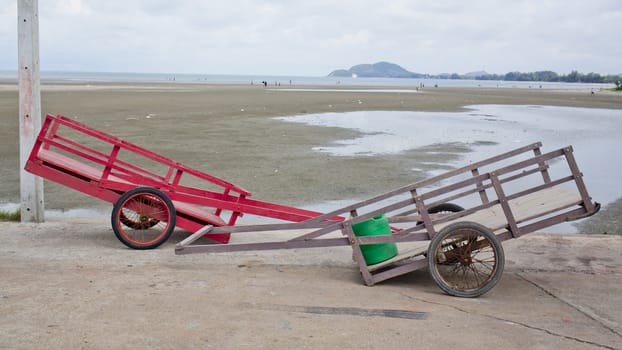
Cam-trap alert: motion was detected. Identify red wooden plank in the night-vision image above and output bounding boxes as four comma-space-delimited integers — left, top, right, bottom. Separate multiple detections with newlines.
46, 114, 251, 195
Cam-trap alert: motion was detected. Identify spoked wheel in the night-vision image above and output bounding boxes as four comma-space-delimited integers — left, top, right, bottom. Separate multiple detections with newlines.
427, 221, 504, 297
119, 211, 160, 229
111, 187, 176, 250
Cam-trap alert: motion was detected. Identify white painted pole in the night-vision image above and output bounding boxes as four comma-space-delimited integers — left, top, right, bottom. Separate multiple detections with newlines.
18, 0, 44, 223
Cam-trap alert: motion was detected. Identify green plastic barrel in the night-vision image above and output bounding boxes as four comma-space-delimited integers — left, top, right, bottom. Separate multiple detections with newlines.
352, 215, 398, 265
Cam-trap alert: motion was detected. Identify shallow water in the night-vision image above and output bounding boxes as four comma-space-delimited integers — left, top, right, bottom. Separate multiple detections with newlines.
267, 88, 420, 93
278, 105, 622, 232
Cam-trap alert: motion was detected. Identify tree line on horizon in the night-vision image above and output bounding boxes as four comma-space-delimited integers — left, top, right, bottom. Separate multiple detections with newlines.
329, 62, 621, 85
447, 70, 621, 84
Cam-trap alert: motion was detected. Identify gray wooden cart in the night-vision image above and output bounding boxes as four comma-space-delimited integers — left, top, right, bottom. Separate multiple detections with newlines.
176, 142, 599, 297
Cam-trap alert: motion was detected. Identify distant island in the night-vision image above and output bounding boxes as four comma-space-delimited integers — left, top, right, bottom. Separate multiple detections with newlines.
328, 61, 622, 85
328, 61, 425, 78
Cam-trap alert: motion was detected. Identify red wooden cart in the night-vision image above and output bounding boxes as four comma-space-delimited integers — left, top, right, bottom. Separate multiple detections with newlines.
25, 114, 342, 249
26, 114, 600, 297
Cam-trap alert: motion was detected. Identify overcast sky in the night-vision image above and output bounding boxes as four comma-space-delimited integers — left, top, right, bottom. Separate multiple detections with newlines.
1, 0, 620, 76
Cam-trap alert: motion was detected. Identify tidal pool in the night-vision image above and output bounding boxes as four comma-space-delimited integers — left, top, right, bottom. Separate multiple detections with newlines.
278, 105, 622, 232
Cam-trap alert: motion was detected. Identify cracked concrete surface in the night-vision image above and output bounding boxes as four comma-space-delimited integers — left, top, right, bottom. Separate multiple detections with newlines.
517, 273, 622, 339
0, 218, 620, 349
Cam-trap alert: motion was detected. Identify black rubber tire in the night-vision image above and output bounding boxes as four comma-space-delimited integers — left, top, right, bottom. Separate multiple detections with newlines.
417, 203, 464, 225
428, 203, 464, 214
111, 187, 176, 250
427, 221, 504, 298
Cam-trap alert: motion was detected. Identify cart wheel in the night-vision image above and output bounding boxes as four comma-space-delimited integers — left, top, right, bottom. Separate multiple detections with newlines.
429, 203, 464, 214
111, 187, 176, 250
417, 203, 464, 225
427, 222, 504, 297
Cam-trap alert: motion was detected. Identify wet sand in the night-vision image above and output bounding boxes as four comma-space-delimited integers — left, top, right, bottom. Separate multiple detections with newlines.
1, 83, 620, 232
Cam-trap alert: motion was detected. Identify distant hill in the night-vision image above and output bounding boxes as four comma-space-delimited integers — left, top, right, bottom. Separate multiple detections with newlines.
328, 61, 425, 78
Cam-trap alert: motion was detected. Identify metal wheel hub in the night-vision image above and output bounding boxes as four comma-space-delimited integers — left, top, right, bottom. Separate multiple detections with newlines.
461, 256, 472, 265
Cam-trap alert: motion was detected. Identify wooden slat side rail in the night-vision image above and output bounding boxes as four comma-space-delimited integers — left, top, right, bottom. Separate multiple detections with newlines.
490, 172, 520, 238
472, 167, 490, 204
50, 134, 113, 163
298, 155, 550, 241
37, 131, 178, 187
101, 145, 121, 180
533, 146, 552, 183
563, 146, 596, 213
47, 133, 174, 186
46, 133, 176, 187
51, 115, 183, 172
417, 149, 563, 203
394, 164, 549, 218
297, 143, 545, 225
356, 186, 580, 246
37, 148, 132, 185
40, 115, 251, 196
491, 148, 565, 178
42, 118, 60, 151
432, 186, 582, 233
411, 142, 544, 189
36, 146, 185, 196
36, 149, 229, 227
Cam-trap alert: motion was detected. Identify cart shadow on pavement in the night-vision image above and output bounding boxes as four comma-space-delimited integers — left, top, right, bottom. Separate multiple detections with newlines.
370, 268, 440, 293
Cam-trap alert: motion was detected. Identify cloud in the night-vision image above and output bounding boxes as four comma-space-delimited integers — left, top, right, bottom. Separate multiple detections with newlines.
1, 0, 620, 75
56, 0, 91, 15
